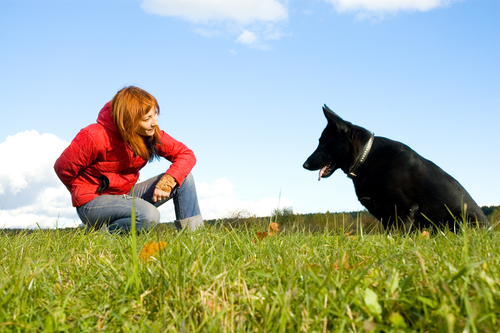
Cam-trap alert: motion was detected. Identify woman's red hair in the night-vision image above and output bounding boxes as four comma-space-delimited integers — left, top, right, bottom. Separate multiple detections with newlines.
111, 86, 160, 161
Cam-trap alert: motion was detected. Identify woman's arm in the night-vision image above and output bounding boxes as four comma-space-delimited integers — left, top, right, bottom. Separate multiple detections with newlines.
156, 131, 196, 186
54, 128, 99, 191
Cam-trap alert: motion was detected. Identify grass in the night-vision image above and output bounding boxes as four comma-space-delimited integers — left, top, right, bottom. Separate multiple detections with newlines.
0, 219, 499, 332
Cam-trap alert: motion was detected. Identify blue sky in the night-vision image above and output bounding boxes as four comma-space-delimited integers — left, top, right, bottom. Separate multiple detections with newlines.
0, 0, 499, 228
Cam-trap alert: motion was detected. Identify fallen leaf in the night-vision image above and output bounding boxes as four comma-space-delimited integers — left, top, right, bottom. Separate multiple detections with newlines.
139, 241, 167, 261
269, 222, 279, 236
253, 231, 269, 243
306, 263, 321, 271
253, 223, 280, 242
332, 251, 353, 270
206, 300, 222, 312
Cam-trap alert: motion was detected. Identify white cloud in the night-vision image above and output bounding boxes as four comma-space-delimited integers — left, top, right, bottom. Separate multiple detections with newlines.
139, 0, 461, 46
0, 131, 66, 194
0, 210, 80, 229
236, 30, 258, 45
0, 186, 79, 229
141, 0, 287, 24
323, 0, 458, 13
194, 27, 222, 38
0, 130, 77, 228
140, 0, 288, 48
158, 178, 293, 221
0, 132, 291, 228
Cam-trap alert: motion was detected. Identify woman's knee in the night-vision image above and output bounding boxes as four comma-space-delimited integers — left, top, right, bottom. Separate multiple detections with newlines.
136, 200, 160, 229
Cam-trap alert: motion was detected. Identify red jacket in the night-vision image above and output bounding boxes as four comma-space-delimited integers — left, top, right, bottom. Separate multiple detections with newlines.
54, 102, 196, 207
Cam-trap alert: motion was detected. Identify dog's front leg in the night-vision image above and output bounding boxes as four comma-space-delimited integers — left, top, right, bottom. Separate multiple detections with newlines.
401, 204, 420, 232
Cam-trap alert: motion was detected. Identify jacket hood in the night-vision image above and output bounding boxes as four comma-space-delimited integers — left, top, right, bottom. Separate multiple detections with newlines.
96, 102, 123, 140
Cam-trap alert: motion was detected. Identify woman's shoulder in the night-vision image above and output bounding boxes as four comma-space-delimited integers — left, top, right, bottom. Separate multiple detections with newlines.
74, 122, 110, 146
81, 122, 102, 131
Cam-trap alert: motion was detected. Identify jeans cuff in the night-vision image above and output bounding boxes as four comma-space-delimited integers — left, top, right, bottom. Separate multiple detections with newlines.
174, 214, 204, 231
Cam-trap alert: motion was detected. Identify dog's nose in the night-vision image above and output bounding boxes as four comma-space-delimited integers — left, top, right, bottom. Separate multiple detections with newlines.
303, 161, 310, 169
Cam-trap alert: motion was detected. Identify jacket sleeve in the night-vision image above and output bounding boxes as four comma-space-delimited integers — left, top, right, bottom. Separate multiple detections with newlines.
157, 131, 197, 186
54, 128, 99, 191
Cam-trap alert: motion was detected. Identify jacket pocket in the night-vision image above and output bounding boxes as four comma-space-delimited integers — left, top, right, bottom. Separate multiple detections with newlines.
97, 174, 109, 194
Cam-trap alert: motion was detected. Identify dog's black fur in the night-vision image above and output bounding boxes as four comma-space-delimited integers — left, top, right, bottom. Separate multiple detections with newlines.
303, 105, 489, 231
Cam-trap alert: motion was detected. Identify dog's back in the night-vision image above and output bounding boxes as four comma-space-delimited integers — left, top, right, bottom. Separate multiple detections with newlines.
353, 136, 488, 230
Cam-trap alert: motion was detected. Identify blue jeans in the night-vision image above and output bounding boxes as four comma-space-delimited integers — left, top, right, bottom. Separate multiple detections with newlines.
76, 173, 203, 233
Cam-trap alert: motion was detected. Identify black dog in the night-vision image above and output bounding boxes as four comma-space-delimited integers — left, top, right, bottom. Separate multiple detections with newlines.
303, 105, 489, 231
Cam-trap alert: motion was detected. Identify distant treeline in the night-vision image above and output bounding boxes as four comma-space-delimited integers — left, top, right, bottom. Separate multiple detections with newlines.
205, 209, 380, 233
1, 206, 499, 235
205, 205, 500, 233
481, 205, 500, 216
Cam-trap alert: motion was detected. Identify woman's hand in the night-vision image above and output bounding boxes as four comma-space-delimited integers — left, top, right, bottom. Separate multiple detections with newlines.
153, 187, 171, 203
153, 173, 177, 203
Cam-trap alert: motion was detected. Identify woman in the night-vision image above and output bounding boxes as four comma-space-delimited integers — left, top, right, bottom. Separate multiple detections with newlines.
54, 86, 203, 233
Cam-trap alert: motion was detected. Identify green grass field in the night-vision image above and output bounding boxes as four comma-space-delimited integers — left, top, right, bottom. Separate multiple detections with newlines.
1, 218, 499, 332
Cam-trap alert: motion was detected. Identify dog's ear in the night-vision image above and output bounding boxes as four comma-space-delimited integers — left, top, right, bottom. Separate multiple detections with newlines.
322, 105, 349, 132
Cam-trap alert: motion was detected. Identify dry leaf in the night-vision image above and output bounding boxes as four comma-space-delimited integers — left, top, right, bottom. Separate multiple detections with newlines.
253, 223, 280, 242
306, 263, 322, 272
269, 222, 279, 236
253, 231, 269, 243
205, 300, 222, 312
139, 241, 167, 261
332, 251, 353, 270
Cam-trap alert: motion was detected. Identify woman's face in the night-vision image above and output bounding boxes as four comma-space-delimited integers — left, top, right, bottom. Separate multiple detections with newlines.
137, 107, 158, 137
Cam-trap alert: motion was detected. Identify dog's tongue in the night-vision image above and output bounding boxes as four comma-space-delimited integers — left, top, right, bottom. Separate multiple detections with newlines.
318, 166, 327, 181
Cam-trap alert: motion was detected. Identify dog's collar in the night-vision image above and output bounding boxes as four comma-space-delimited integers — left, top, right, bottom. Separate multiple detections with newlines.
348, 133, 374, 179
